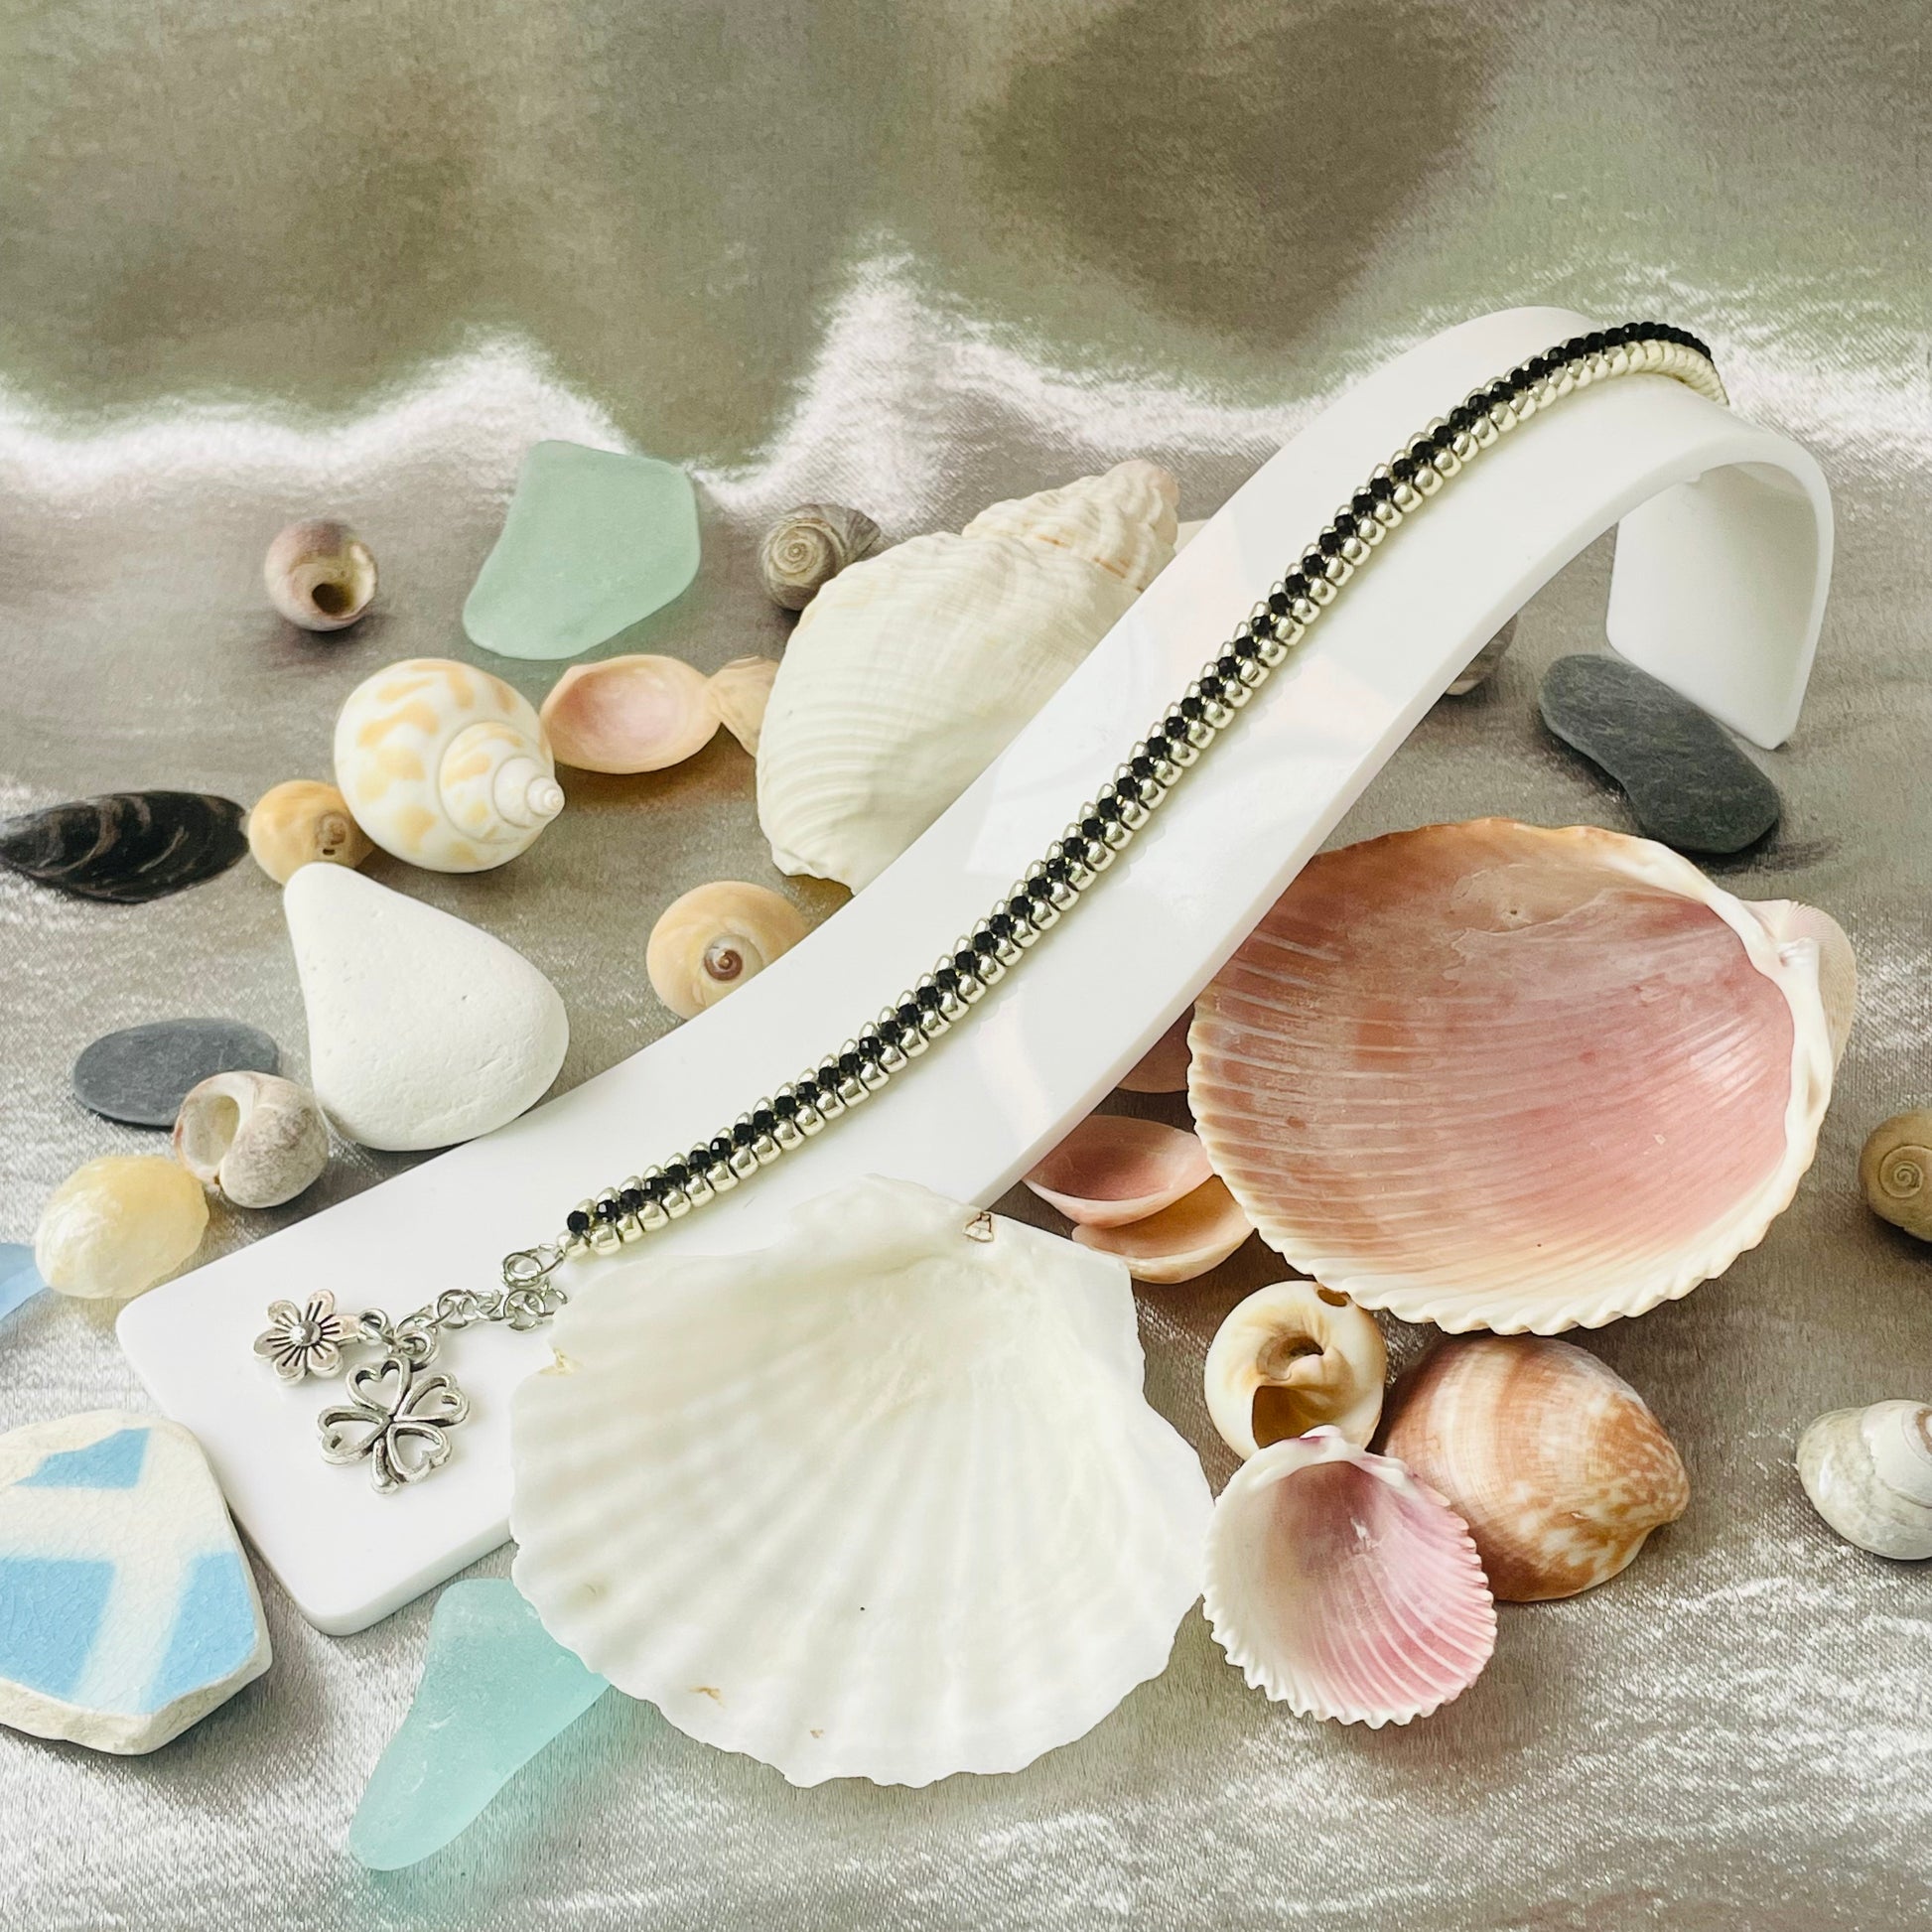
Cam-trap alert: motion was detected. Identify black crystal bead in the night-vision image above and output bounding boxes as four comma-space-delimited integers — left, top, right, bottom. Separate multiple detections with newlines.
731, 1122, 756, 1148
594, 1197, 621, 1223
566, 1208, 592, 1235
1584, 331, 1606, 353
1427, 423, 1454, 451
989, 911, 1014, 939
817, 1063, 843, 1090
1130, 753, 1157, 778
837, 1052, 861, 1078
1283, 571, 1310, 600
1145, 733, 1172, 761
620, 1186, 643, 1212
751, 1107, 775, 1135
1485, 381, 1512, 408
948, 949, 975, 977
915, 984, 941, 1010
1448, 405, 1474, 433
1025, 874, 1054, 899
1076, 815, 1101, 841
662, 1162, 690, 1187
1231, 634, 1259, 661
1302, 551, 1327, 580
1369, 474, 1395, 500
1095, 797, 1119, 823
1178, 696, 1203, 721
705, 1136, 731, 1165
1267, 589, 1291, 616
1216, 654, 1241, 681
1006, 894, 1035, 922
643, 1173, 670, 1199
1351, 490, 1377, 520
1389, 455, 1415, 483
971, 928, 1000, 956
1116, 773, 1143, 800
688, 1149, 713, 1175
1044, 854, 1071, 882
771, 1093, 797, 1120
791, 1080, 818, 1107
934, 970, 960, 997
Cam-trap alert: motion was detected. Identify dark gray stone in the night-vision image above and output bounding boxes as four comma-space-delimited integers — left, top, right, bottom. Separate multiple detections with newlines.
72, 1020, 279, 1128
1539, 653, 1782, 855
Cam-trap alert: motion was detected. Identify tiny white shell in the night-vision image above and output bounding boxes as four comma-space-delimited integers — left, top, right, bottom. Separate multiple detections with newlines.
645, 881, 808, 1019
34, 1156, 208, 1302
1203, 1428, 1496, 1726
173, 1071, 331, 1209
707, 655, 780, 756
1797, 1400, 1932, 1560
1204, 1281, 1386, 1458
264, 518, 376, 630
538, 655, 720, 774
1024, 1116, 1211, 1227
1072, 1175, 1252, 1284
334, 658, 564, 873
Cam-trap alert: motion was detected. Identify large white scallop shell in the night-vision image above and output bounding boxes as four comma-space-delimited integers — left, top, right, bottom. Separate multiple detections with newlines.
1202, 1428, 1496, 1726
757, 462, 1178, 891
1189, 820, 1841, 1333
510, 1175, 1211, 1787
334, 658, 564, 872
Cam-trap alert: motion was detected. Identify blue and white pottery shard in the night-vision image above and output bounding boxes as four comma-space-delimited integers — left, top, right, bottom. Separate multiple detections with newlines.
0, 1410, 271, 1753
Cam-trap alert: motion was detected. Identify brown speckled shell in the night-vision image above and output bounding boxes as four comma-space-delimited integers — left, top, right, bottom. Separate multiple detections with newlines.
1379, 1334, 1688, 1602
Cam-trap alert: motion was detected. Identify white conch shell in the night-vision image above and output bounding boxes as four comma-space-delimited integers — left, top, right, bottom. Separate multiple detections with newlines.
334, 658, 565, 872
758, 461, 1179, 890
1204, 1281, 1386, 1457
1190, 820, 1841, 1333
1202, 1428, 1496, 1726
1072, 1176, 1252, 1284
510, 1175, 1212, 1787
1023, 1115, 1211, 1227
1380, 1335, 1688, 1599
172, 1070, 331, 1209
538, 654, 719, 774
1796, 1400, 1932, 1560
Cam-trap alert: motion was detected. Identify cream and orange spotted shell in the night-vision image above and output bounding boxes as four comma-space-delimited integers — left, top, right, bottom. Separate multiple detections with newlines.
332, 657, 565, 873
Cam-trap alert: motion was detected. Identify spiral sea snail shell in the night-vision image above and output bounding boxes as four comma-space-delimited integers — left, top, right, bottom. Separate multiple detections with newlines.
246, 779, 372, 884
334, 658, 564, 872
758, 502, 883, 611
264, 518, 377, 631
645, 881, 808, 1019
1861, 1110, 1932, 1241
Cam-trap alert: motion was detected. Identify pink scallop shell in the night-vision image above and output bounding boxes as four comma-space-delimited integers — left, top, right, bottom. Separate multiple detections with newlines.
1202, 1428, 1496, 1726
1024, 1116, 1212, 1228
1189, 820, 1840, 1333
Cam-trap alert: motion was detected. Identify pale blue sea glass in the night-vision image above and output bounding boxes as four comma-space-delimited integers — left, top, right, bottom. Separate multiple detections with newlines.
0, 1244, 44, 1323
462, 441, 700, 660
348, 1579, 608, 1870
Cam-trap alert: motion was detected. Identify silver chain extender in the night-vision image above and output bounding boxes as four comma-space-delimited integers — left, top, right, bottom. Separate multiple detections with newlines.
255, 323, 1726, 1489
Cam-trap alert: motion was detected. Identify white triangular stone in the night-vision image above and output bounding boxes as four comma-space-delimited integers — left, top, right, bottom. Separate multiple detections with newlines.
284, 867, 568, 1152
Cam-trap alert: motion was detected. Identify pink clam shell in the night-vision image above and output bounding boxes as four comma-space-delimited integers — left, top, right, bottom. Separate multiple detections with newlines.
1024, 1116, 1211, 1229
1189, 819, 1840, 1334
539, 654, 719, 774
1203, 1427, 1496, 1726
1072, 1175, 1251, 1284
1117, 1007, 1193, 1094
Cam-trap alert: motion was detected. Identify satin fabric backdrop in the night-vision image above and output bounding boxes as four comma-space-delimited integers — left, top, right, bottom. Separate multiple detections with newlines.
1, 2, 1926, 1926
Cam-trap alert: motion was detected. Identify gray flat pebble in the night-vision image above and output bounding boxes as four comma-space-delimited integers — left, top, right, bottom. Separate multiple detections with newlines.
72, 1019, 279, 1128
1539, 653, 1782, 855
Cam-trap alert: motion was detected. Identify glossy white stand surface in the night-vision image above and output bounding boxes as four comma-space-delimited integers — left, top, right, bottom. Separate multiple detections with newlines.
120, 306, 1832, 1632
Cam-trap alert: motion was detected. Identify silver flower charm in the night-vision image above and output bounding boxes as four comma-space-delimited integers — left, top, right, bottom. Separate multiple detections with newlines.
317, 1355, 470, 1492
254, 1291, 351, 1384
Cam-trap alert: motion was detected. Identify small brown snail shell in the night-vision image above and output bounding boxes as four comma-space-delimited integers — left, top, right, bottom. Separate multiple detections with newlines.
708, 655, 781, 756
1862, 1109, 1932, 1241
174, 1070, 331, 1208
646, 882, 809, 1019
264, 519, 377, 630
758, 502, 883, 611
246, 779, 373, 884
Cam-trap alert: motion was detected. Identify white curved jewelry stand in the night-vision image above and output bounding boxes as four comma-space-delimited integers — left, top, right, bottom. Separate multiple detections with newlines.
121, 305, 1832, 1632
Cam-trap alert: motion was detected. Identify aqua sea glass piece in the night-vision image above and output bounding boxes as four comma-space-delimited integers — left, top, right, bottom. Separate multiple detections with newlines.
463, 441, 701, 661
348, 1579, 608, 1870
0, 1244, 44, 1323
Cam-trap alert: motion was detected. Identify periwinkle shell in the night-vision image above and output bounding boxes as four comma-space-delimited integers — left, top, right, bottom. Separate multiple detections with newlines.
758, 502, 883, 611
0, 791, 247, 903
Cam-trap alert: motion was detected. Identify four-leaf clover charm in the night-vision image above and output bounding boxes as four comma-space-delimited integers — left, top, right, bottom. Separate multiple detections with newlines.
317, 1355, 471, 1493
253, 1291, 351, 1384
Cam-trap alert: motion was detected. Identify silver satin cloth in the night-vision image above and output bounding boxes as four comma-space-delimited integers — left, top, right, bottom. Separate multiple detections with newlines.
1, 2, 1928, 1924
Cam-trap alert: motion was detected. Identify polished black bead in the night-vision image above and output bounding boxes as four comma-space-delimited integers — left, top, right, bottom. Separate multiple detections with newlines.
566, 1208, 592, 1234
792, 1079, 818, 1106
1095, 797, 1119, 823
1231, 634, 1259, 661
751, 1107, 775, 1135
705, 1137, 731, 1165
643, 1173, 670, 1198
1369, 474, 1395, 500
662, 1162, 690, 1187
1216, 654, 1241, 681
1389, 456, 1415, 483
1116, 773, 1143, 800
1145, 733, 1172, 761
1006, 894, 1035, 921
971, 928, 999, 954
1283, 571, 1310, 601
1485, 381, 1512, 408
915, 984, 941, 1010
594, 1197, 621, 1222
1178, 696, 1203, 721
620, 1186, 643, 1212
1428, 423, 1454, 451
1317, 528, 1342, 557
1584, 331, 1606, 353
1448, 405, 1474, 433
771, 1093, 797, 1120
989, 911, 1015, 939
1076, 814, 1101, 841
1267, 589, 1291, 616
1351, 490, 1376, 519
1302, 551, 1327, 580
731, 1122, 756, 1148
1130, 753, 1156, 777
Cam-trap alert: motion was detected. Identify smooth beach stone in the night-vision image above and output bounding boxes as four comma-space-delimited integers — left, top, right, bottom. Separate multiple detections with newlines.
0, 1244, 45, 1323
462, 441, 701, 661
72, 1019, 279, 1129
284, 865, 568, 1151
1539, 653, 1782, 855
0, 791, 248, 903
0, 1411, 270, 1753
349, 1580, 608, 1870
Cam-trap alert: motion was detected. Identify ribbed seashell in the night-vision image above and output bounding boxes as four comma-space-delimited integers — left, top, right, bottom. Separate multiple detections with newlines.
538, 655, 720, 774
173, 1070, 331, 1209
1117, 1008, 1192, 1094
1796, 1400, 1932, 1560
758, 461, 1179, 890
34, 1156, 208, 1302
1750, 898, 1857, 1066
1861, 1110, 1932, 1241
1024, 1116, 1211, 1228
246, 780, 372, 884
510, 1175, 1212, 1786
1190, 820, 1840, 1333
0, 791, 247, 903
1203, 1428, 1496, 1726
1072, 1176, 1252, 1284
263, 518, 377, 630
707, 655, 780, 756
334, 658, 565, 872
645, 881, 808, 1019
758, 502, 883, 610
1205, 1281, 1386, 1458
1380, 1335, 1689, 1600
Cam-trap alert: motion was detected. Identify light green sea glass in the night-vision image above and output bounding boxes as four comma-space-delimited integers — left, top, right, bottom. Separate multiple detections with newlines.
348, 1579, 608, 1871
463, 440, 700, 660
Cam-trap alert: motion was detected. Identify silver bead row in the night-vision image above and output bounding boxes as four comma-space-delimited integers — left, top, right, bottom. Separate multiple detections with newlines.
551, 327, 1723, 1263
